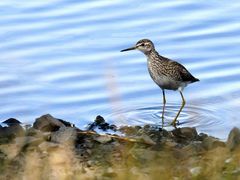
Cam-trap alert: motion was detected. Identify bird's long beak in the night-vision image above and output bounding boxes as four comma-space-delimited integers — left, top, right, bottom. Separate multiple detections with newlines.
120, 46, 136, 52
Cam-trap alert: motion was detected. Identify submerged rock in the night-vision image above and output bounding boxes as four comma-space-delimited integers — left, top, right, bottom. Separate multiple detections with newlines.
33, 114, 65, 132
227, 127, 240, 150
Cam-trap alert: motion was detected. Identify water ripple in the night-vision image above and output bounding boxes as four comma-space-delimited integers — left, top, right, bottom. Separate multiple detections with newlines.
0, 1, 240, 140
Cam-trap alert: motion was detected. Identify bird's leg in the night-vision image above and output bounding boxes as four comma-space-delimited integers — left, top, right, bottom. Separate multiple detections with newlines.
171, 91, 185, 126
161, 89, 166, 127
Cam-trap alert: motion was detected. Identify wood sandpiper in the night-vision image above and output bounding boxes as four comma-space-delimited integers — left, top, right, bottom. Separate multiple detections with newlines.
121, 39, 199, 126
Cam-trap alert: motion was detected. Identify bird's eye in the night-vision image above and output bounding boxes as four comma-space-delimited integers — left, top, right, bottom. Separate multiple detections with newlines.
141, 43, 145, 46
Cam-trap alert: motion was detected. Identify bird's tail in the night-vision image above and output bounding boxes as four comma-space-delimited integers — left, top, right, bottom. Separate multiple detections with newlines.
192, 78, 200, 82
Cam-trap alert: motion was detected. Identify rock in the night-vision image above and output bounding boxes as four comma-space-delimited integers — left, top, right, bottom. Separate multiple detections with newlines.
1, 136, 44, 158
159, 128, 170, 137
227, 127, 240, 150
87, 116, 105, 130
189, 167, 202, 176
86, 160, 95, 167
87, 115, 117, 131
172, 127, 198, 140
51, 127, 77, 145
131, 149, 157, 162
14, 136, 44, 147
119, 126, 139, 135
0, 138, 9, 144
95, 115, 105, 125
230, 168, 240, 175
139, 134, 156, 145
38, 141, 60, 152
57, 119, 74, 127
102, 167, 117, 178
94, 135, 112, 144
164, 140, 178, 148
33, 114, 65, 132
181, 142, 204, 157
225, 157, 233, 164
2, 118, 22, 126
26, 127, 51, 140
0, 124, 25, 140
202, 136, 225, 150
197, 133, 208, 141
0, 143, 20, 159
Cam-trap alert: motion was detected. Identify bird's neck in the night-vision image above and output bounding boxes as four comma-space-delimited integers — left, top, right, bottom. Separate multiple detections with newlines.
145, 49, 161, 61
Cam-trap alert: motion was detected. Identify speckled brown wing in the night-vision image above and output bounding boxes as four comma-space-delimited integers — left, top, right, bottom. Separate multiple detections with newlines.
169, 60, 199, 83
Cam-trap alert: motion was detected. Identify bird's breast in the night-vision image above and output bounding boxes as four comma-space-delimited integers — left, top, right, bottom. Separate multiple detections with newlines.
147, 60, 185, 90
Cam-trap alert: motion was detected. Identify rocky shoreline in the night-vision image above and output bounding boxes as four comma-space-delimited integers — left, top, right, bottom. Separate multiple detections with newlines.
1, 114, 240, 179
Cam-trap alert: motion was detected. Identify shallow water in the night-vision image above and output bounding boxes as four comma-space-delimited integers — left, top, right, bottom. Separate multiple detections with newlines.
0, 1, 240, 140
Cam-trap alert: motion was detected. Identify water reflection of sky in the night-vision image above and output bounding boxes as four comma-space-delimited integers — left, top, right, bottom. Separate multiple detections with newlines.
0, 1, 240, 140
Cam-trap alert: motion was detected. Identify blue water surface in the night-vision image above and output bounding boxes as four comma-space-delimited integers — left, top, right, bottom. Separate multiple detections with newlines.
0, 0, 240, 140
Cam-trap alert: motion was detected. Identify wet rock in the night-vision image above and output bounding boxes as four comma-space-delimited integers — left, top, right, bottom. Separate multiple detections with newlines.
87, 116, 105, 130
159, 128, 171, 138
94, 135, 112, 144
172, 127, 198, 141
51, 127, 77, 145
0, 124, 25, 140
227, 127, 240, 150
95, 115, 105, 124
138, 126, 168, 143
2, 118, 21, 126
33, 114, 65, 132
202, 136, 225, 150
197, 132, 208, 141
87, 115, 117, 131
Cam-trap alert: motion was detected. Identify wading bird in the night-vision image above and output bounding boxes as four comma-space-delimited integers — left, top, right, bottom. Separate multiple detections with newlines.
121, 39, 199, 126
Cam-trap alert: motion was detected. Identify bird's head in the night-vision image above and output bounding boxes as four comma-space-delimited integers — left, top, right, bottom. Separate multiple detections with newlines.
121, 39, 155, 54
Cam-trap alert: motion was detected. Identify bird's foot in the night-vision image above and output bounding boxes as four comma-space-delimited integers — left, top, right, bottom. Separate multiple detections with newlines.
170, 120, 180, 127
